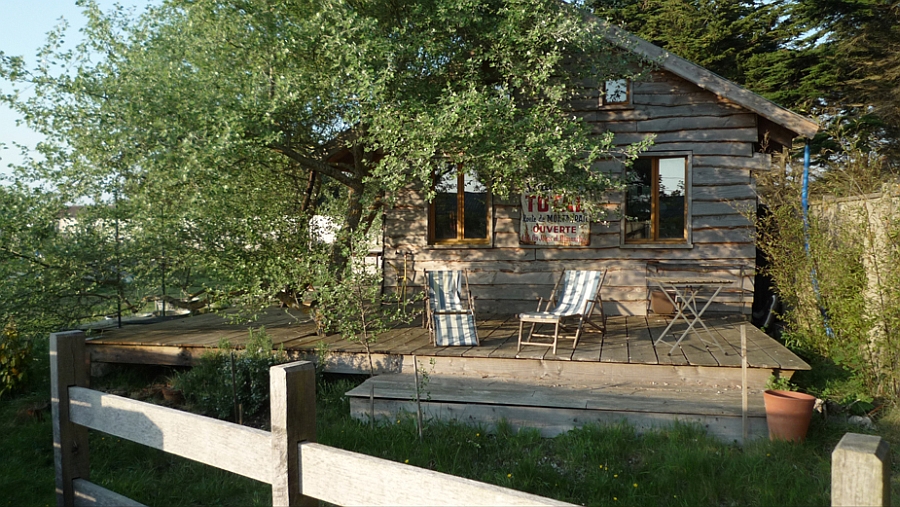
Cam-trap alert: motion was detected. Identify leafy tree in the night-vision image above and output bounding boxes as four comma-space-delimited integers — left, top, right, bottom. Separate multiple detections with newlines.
0, 184, 125, 334
1, 0, 650, 309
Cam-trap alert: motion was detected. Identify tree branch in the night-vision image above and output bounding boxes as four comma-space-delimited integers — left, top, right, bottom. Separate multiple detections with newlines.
0, 246, 56, 269
266, 143, 360, 190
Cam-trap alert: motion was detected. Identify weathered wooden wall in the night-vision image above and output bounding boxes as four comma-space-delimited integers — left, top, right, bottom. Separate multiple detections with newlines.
382, 71, 765, 315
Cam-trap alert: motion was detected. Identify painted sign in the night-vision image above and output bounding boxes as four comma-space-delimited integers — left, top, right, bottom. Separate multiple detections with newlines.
519, 194, 590, 246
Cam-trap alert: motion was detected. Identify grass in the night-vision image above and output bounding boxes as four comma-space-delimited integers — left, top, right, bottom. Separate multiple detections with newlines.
316, 377, 841, 507
2, 343, 899, 506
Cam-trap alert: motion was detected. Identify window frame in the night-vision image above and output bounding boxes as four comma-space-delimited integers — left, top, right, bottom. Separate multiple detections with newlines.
601, 78, 632, 108
621, 152, 693, 248
427, 167, 493, 246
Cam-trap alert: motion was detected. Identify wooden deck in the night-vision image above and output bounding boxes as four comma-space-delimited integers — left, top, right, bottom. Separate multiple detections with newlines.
86, 307, 809, 442
87, 307, 808, 385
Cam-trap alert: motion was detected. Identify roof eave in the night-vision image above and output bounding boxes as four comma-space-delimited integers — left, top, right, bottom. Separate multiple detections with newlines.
591, 18, 820, 139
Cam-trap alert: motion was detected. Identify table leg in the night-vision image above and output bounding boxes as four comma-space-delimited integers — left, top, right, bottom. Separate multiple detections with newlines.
666, 285, 727, 355
663, 287, 703, 354
653, 282, 687, 347
690, 286, 727, 354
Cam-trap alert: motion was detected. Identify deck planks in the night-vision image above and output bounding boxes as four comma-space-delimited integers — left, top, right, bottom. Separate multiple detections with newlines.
465, 316, 519, 357
85, 307, 809, 376
714, 321, 780, 369
570, 330, 603, 362
599, 317, 629, 363
625, 316, 659, 365
646, 316, 690, 366
371, 324, 429, 353
741, 325, 809, 370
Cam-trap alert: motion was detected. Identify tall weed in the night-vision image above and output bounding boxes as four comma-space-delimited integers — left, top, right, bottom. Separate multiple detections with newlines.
757, 146, 900, 402
172, 328, 288, 421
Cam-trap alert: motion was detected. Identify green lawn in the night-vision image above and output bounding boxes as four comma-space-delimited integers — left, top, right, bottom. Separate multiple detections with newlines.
2, 358, 899, 506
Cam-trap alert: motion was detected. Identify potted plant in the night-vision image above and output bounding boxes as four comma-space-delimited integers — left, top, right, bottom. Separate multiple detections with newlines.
763, 373, 816, 442
161, 375, 185, 404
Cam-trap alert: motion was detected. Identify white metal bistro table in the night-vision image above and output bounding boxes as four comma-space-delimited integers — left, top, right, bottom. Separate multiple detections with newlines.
648, 276, 733, 355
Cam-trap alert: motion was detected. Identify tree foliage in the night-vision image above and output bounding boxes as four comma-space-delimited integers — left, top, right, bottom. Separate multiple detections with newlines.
0, 0, 651, 336
3, 0, 647, 210
757, 172, 900, 402
791, 0, 900, 162
592, 0, 792, 87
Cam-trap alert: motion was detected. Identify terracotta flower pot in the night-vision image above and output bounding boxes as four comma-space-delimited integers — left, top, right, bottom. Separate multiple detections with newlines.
763, 389, 816, 442
161, 386, 184, 404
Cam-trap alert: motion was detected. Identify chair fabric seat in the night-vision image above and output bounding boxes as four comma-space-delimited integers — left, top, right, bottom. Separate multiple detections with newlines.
433, 312, 478, 346
425, 270, 479, 347
428, 271, 466, 313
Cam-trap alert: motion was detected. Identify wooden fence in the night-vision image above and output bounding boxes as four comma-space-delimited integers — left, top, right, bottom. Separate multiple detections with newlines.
52, 330, 892, 506
51, 330, 572, 507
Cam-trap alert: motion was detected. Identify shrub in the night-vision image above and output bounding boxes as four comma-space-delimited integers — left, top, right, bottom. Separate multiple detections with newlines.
757, 146, 900, 403
312, 232, 411, 376
173, 327, 288, 422
0, 318, 32, 399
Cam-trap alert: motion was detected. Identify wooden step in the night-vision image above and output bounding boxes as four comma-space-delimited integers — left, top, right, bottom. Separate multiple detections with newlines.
327, 352, 781, 389
346, 374, 768, 443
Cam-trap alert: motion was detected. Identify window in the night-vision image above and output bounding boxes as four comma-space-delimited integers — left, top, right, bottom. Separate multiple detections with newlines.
429, 165, 491, 245
623, 155, 689, 244
602, 79, 630, 106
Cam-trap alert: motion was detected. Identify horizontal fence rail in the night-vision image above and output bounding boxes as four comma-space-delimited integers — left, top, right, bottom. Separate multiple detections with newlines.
51, 330, 573, 507
68, 387, 272, 484
73, 479, 146, 507
299, 442, 572, 506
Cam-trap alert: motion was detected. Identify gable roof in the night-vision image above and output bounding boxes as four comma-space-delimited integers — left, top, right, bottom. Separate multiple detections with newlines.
587, 16, 820, 139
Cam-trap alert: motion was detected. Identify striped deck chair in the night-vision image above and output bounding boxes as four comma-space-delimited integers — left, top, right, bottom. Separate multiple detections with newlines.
424, 270, 479, 346
517, 269, 607, 355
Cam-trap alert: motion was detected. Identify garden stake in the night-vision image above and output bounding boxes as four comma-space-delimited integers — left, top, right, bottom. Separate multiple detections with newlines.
402, 252, 409, 311
230, 350, 240, 425
413, 354, 424, 440
369, 383, 375, 427
741, 324, 748, 444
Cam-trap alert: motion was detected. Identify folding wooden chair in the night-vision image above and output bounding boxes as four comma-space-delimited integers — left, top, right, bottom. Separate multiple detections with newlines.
517, 269, 607, 355
423, 270, 479, 346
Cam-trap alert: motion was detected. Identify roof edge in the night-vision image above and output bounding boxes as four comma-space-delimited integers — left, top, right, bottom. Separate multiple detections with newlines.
586, 16, 820, 139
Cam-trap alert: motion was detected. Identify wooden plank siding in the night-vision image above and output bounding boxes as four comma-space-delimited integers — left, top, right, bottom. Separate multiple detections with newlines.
381, 70, 764, 316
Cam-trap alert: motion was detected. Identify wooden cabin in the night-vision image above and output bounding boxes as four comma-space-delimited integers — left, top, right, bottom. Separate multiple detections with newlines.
380, 22, 819, 317
84, 21, 819, 443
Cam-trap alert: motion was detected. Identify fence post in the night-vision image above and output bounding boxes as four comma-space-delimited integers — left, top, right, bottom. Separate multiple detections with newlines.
270, 361, 316, 507
50, 331, 91, 507
831, 432, 891, 507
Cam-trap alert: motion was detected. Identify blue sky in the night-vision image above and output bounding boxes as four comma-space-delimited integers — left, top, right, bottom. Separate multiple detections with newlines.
0, 1, 156, 179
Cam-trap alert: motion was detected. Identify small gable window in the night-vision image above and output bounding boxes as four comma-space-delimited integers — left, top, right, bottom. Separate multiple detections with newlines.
602, 79, 631, 107
429, 165, 491, 245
